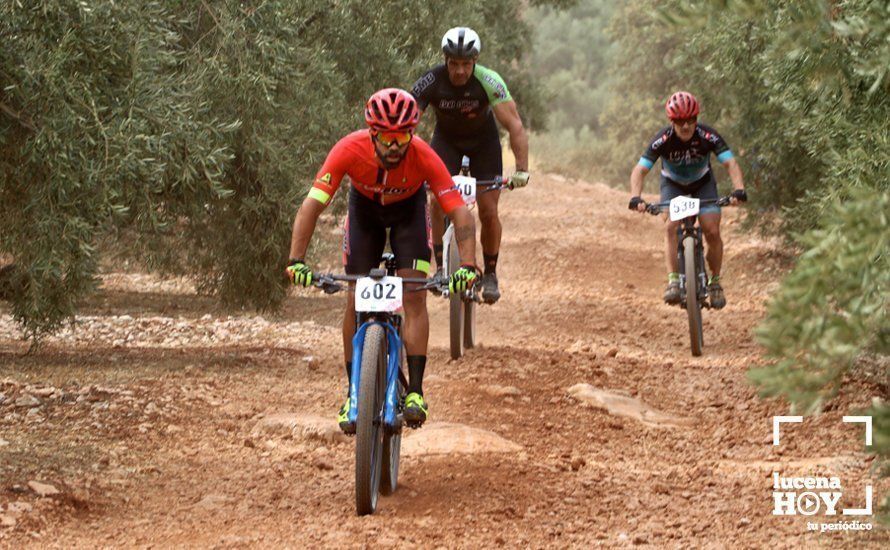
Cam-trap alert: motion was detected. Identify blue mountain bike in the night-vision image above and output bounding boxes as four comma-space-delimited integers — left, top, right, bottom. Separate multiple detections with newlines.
314, 254, 444, 515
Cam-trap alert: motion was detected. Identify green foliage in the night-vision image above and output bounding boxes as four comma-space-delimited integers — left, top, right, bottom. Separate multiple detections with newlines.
1, 0, 552, 337
751, 191, 888, 410
0, 1, 235, 338
665, 0, 890, 233
530, 0, 889, 518
867, 402, 890, 522
527, 0, 622, 181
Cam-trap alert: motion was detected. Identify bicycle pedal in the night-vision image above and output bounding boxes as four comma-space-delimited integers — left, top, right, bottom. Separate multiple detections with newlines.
339, 422, 357, 436
384, 418, 403, 435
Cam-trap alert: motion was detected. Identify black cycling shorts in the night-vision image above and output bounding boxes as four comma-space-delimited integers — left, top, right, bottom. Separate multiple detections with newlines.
660, 171, 721, 215
430, 129, 503, 180
343, 186, 432, 275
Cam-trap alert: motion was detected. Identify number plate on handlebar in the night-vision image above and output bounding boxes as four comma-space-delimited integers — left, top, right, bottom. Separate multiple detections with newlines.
355, 276, 403, 312
669, 196, 700, 221
452, 175, 477, 205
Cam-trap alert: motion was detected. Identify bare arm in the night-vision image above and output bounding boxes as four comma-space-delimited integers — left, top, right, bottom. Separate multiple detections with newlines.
723, 158, 745, 190
288, 197, 326, 261
722, 158, 746, 205
447, 205, 477, 267
493, 100, 529, 171
629, 164, 650, 211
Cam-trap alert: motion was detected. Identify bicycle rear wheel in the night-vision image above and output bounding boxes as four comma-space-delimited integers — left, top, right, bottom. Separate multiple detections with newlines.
463, 298, 476, 349
447, 236, 465, 360
683, 236, 704, 356
355, 324, 386, 515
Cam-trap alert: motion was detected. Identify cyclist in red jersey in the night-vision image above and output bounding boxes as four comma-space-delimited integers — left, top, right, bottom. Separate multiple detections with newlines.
285, 88, 478, 431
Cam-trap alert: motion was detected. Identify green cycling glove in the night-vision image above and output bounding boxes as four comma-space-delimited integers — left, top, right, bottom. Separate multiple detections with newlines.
449, 265, 479, 294
509, 170, 530, 189
286, 259, 313, 287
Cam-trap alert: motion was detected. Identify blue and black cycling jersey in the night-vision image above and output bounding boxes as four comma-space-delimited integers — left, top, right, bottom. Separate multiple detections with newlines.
638, 124, 734, 187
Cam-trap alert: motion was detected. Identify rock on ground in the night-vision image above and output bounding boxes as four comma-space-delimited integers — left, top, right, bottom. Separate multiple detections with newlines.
27, 480, 60, 497
253, 413, 349, 444
402, 422, 522, 456
567, 384, 693, 429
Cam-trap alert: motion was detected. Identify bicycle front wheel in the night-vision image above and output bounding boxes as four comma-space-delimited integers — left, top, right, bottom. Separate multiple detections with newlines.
683, 236, 704, 356
355, 323, 387, 515
447, 236, 465, 360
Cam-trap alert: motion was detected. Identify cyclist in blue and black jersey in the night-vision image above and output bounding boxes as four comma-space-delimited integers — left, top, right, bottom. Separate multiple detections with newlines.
411, 27, 530, 304
627, 91, 748, 309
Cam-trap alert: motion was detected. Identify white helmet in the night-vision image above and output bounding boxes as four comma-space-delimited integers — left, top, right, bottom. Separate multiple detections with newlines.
441, 27, 481, 58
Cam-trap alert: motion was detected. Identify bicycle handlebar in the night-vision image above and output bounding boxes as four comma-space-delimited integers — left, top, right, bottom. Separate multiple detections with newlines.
454, 175, 511, 195
313, 273, 448, 294
644, 196, 732, 215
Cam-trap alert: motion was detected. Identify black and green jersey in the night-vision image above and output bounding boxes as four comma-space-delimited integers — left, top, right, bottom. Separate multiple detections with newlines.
411, 63, 512, 141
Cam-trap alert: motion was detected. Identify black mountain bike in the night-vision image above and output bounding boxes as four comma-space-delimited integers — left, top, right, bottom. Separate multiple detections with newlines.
645, 195, 731, 356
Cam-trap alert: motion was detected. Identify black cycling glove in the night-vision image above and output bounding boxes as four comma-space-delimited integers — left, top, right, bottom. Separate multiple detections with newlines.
628, 196, 644, 211
731, 189, 748, 202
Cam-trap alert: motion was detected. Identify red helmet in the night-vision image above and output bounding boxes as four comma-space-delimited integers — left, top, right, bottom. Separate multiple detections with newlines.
364, 88, 420, 132
665, 91, 700, 120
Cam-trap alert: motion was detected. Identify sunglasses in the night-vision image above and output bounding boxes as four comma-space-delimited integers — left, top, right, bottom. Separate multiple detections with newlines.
672, 117, 697, 127
373, 130, 413, 147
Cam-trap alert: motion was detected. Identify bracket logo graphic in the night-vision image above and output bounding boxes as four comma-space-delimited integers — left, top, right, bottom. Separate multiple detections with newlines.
771, 416, 874, 532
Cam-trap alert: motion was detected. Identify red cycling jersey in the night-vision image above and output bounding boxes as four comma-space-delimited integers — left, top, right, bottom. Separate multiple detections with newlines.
308, 130, 464, 214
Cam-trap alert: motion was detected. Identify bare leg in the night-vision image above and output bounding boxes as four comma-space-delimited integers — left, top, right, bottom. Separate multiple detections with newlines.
664, 218, 681, 274
398, 268, 428, 356
342, 287, 356, 363
699, 213, 723, 276
476, 188, 501, 259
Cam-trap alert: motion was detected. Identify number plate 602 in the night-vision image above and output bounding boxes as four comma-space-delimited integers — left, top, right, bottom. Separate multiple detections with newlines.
354, 276, 403, 312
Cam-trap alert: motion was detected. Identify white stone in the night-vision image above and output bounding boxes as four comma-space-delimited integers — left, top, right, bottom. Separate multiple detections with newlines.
14, 394, 41, 408
6, 502, 32, 514
28, 480, 60, 497
253, 413, 349, 444
480, 385, 522, 397
402, 422, 522, 457
566, 384, 693, 429
194, 494, 233, 510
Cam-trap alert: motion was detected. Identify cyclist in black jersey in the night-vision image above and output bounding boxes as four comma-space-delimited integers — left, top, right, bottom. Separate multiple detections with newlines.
627, 91, 748, 309
411, 26, 530, 304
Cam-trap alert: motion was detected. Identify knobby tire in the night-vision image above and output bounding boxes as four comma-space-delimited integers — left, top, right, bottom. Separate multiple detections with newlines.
684, 237, 704, 356
447, 235, 465, 360
355, 324, 386, 515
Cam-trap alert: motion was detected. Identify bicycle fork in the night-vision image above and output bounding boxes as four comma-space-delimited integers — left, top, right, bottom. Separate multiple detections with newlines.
677, 225, 709, 308
348, 320, 405, 433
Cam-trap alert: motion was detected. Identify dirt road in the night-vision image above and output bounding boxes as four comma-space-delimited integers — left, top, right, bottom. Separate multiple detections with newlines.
1, 174, 886, 548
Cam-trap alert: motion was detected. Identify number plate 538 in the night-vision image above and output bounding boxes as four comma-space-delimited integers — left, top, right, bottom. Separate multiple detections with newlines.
355, 276, 403, 312
669, 196, 700, 221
